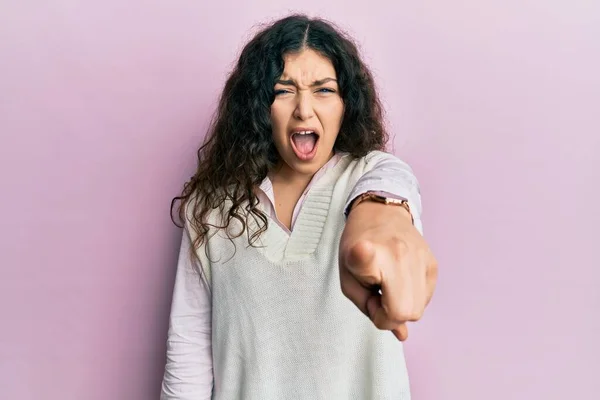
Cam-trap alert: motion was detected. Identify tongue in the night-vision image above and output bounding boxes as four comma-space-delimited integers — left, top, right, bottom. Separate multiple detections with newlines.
293, 133, 317, 154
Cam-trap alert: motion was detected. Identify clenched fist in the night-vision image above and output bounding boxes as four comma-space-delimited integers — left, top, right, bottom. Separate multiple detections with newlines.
339, 200, 438, 341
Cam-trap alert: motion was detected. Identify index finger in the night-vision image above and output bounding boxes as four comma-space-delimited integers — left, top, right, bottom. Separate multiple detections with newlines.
380, 255, 415, 323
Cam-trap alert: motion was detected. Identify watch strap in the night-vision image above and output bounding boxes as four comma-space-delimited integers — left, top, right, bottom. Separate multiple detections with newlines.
347, 192, 414, 224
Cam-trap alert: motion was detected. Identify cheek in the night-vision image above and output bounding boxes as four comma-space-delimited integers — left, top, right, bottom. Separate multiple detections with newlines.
320, 101, 344, 131
270, 105, 288, 144
270, 104, 288, 130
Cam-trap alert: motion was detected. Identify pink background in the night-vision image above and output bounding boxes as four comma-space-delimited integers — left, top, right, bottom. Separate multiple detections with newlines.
1, 1, 598, 399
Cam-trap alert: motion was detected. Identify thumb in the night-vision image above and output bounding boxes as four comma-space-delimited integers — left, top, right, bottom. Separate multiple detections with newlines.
346, 240, 376, 273
346, 240, 381, 289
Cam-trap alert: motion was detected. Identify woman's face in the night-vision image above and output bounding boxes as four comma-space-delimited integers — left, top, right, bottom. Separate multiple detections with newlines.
270, 49, 344, 179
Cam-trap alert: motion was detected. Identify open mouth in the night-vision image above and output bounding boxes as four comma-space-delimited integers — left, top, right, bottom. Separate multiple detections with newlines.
290, 130, 320, 161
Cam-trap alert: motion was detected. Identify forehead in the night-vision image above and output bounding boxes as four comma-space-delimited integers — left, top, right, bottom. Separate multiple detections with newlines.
280, 49, 337, 84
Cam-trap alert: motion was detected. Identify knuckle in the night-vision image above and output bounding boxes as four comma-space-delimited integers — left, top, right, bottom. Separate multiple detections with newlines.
391, 236, 409, 252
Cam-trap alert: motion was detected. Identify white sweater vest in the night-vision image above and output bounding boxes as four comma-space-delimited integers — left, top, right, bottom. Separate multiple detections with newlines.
194, 151, 412, 399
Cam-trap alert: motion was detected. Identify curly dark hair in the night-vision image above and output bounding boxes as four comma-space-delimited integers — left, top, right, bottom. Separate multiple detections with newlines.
171, 13, 389, 257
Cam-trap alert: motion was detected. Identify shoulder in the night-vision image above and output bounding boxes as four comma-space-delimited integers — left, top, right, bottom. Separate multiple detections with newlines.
339, 150, 421, 198
180, 189, 226, 242
342, 150, 415, 174
363, 150, 409, 165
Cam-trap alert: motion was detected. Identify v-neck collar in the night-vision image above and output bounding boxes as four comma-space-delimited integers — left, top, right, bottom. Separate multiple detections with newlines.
249, 153, 353, 262
256, 152, 345, 234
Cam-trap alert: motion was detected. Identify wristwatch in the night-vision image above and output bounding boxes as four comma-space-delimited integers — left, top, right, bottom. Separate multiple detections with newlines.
347, 191, 414, 224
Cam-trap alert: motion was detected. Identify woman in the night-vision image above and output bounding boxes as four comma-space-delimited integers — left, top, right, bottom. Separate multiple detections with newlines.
161, 13, 437, 400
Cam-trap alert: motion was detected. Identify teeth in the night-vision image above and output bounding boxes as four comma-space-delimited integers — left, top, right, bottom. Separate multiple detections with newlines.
295, 130, 315, 135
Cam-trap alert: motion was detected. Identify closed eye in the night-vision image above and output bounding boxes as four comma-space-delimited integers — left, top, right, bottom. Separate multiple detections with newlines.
274, 88, 336, 96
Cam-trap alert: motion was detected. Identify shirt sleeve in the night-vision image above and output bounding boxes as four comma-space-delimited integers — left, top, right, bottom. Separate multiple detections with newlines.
160, 226, 213, 400
344, 151, 424, 235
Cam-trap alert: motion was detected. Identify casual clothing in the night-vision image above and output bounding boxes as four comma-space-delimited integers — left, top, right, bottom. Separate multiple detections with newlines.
161, 150, 423, 400
256, 152, 410, 234
255, 152, 344, 234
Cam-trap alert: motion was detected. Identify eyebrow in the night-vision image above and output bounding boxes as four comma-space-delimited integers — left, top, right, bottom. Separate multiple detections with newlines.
275, 77, 337, 87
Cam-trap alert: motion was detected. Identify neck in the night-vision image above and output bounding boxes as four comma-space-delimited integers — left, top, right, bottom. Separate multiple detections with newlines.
269, 151, 335, 189
268, 162, 313, 190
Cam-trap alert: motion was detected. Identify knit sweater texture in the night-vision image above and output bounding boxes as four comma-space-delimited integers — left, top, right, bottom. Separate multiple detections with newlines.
187, 151, 415, 399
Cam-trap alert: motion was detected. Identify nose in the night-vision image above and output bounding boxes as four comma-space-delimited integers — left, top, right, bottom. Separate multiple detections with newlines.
293, 92, 315, 121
